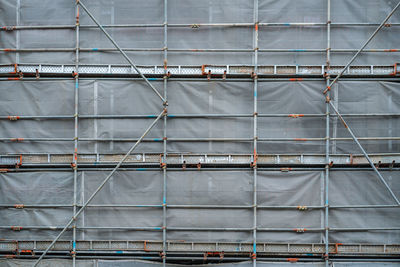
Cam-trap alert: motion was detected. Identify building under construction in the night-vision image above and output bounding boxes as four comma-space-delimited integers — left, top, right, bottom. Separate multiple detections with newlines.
0, 0, 400, 266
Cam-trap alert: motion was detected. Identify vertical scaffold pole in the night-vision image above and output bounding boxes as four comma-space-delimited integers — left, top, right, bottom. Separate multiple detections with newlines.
252, 1, 259, 267
162, 0, 168, 266
72, 2, 80, 266
324, 0, 331, 266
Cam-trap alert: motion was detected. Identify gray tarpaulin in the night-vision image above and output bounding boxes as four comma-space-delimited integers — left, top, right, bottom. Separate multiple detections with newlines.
1, 79, 399, 153
1, 170, 398, 243
1, 0, 400, 266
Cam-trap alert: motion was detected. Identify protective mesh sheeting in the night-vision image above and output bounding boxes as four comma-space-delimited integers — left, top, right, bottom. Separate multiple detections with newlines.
329, 171, 400, 243
0, 259, 95, 267
1, 170, 398, 243
332, 81, 400, 153
0, 172, 75, 240
0, 0, 400, 262
1, 0, 400, 65
1, 80, 399, 154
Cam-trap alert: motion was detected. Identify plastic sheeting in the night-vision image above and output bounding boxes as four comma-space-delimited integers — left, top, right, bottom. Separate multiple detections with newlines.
1, 0, 400, 65
0, 79, 399, 153
1, 0, 400, 265
1, 170, 399, 243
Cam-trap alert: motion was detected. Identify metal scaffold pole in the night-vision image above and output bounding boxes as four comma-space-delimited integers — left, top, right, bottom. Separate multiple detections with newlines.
72, 2, 80, 266
324, 0, 331, 266
252, 1, 259, 266
162, 0, 168, 266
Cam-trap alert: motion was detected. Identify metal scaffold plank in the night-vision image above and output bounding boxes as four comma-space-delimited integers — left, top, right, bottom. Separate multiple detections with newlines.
0, 63, 398, 77
0, 240, 399, 256
1, 153, 399, 166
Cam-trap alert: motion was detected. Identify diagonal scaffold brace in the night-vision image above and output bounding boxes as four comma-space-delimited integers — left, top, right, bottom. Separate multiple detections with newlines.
76, 0, 166, 104
32, 109, 166, 267
325, 1, 400, 205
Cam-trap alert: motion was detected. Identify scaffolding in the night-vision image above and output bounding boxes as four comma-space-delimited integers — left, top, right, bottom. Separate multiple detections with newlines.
1, 1, 400, 267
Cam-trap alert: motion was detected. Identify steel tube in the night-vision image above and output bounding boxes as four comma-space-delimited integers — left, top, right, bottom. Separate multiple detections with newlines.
7, 226, 400, 231
252, 2, 259, 266
4, 167, 400, 172
2, 77, 399, 82
2, 204, 398, 209
72, 3, 80, 266
324, 1, 331, 265
162, 1, 168, 266
2, 137, 400, 142
2, 22, 400, 30
3, 48, 400, 53
1, 113, 400, 120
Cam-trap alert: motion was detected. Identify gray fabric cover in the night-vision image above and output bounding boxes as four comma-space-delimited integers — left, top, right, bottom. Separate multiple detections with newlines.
0, 0, 399, 264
